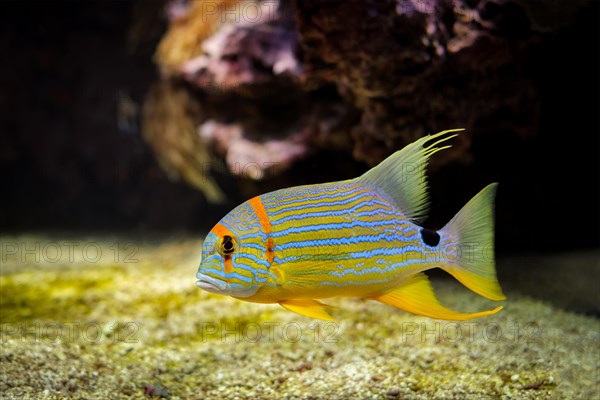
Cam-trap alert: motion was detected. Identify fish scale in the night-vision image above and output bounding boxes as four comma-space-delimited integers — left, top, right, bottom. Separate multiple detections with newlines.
253, 181, 433, 298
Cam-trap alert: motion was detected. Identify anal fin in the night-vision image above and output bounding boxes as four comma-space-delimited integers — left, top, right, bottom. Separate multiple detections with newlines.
369, 273, 503, 320
279, 299, 335, 321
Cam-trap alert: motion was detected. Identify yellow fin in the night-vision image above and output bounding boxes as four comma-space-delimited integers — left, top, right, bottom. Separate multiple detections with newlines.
369, 273, 503, 320
440, 183, 506, 301
270, 266, 286, 286
279, 299, 335, 321
354, 129, 463, 223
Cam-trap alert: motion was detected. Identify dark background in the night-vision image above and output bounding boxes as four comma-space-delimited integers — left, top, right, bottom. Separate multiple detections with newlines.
1, 1, 598, 256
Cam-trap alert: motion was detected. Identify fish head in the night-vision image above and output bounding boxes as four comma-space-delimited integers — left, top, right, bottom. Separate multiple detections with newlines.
196, 201, 271, 298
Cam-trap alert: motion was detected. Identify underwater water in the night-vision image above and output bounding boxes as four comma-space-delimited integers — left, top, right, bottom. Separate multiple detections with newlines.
1, 1, 598, 399
1, 235, 598, 399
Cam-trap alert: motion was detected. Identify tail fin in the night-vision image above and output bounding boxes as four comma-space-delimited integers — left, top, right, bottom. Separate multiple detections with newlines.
439, 183, 506, 301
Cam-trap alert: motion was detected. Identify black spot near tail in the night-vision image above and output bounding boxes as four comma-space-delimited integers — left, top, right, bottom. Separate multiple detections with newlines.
420, 228, 440, 247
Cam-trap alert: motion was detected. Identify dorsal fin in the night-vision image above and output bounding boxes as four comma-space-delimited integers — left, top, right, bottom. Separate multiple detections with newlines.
354, 129, 463, 223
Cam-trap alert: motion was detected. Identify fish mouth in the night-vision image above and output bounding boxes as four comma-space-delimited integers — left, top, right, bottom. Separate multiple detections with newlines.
195, 271, 227, 293
195, 270, 258, 298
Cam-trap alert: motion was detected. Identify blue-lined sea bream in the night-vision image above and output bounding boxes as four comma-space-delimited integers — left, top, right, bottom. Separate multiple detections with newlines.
196, 129, 506, 320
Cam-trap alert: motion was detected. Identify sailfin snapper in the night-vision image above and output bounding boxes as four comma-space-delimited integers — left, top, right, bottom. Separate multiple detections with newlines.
196, 129, 506, 320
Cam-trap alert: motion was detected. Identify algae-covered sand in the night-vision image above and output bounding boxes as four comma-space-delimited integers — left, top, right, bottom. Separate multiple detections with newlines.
1, 235, 598, 399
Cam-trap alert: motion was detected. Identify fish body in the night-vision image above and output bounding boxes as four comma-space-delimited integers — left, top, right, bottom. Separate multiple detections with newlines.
196, 130, 506, 320
224, 180, 432, 302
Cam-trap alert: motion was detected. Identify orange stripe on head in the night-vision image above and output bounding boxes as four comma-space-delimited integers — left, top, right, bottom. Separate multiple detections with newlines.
248, 196, 275, 265
223, 256, 233, 274
212, 223, 234, 239
211, 223, 235, 274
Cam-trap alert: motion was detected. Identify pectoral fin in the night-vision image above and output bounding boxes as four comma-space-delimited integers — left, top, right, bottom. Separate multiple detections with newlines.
279, 299, 335, 321
369, 273, 503, 320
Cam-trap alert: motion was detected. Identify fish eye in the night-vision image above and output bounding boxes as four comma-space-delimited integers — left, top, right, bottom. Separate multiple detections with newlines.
221, 235, 235, 255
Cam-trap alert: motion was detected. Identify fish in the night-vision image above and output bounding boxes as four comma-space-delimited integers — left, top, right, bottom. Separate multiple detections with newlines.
195, 129, 506, 320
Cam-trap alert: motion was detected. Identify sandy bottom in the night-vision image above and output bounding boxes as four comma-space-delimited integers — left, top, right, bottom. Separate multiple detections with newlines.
1, 235, 598, 399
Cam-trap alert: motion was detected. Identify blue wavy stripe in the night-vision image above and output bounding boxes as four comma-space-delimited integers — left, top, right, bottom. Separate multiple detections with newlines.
310, 277, 391, 287
277, 233, 414, 250
262, 183, 363, 208
271, 199, 389, 225
274, 244, 424, 264
271, 218, 401, 237
233, 252, 271, 270
267, 191, 376, 217
327, 258, 424, 278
